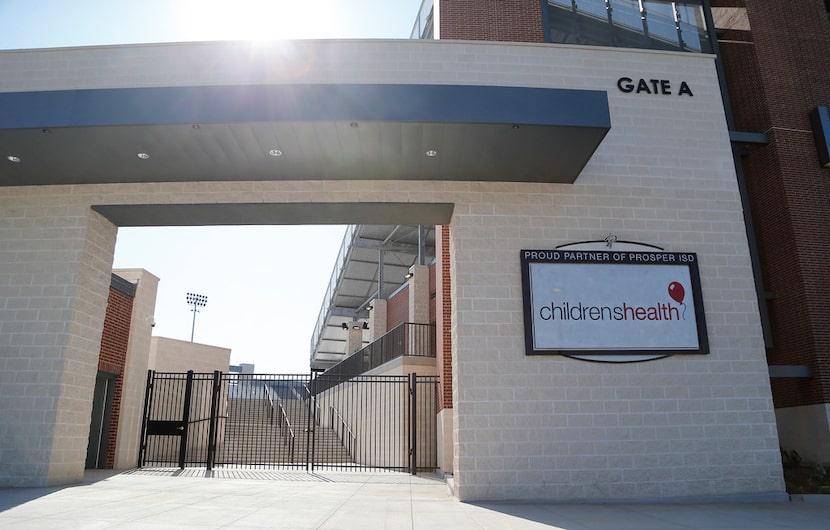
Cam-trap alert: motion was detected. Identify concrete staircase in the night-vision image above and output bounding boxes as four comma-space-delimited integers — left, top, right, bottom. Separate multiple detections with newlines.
217, 397, 353, 466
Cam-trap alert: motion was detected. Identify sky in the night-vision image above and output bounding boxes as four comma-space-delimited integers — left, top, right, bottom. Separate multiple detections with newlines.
0, 0, 425, 373
0, 0, 425, 48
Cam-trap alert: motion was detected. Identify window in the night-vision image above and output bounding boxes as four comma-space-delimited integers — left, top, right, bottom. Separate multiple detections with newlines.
545, 0, 714, 54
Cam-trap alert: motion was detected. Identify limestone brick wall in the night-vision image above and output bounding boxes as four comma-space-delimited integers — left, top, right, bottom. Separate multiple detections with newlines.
47, 210, 116, 485
149, 337, 230, 374
0, 40, 784, 500
368, 298, 387, 341
0, 198, 116, 486
408, 264, 430, 325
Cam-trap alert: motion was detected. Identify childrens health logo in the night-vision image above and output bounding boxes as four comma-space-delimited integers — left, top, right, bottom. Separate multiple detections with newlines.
539, 281, 687, 323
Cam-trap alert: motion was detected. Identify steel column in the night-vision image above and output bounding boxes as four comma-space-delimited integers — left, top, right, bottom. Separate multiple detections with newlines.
205, 370, 222, 470
178, 370, 195, 469
137, 369, 155, 467
409, 372, 418, 475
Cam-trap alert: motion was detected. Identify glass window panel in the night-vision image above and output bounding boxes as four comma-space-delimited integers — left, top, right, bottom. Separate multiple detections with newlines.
643, 1, 679, 46
678, 20, 702, 51
676, 4, 706, 51
549, 0, 574, 10
575, 0, 608, 20
610, 0, 644, 32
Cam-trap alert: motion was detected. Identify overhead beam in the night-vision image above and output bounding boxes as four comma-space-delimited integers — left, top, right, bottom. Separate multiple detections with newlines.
92, 202, 454, 227
327, 307, 370, 319
351, 237, 427, 253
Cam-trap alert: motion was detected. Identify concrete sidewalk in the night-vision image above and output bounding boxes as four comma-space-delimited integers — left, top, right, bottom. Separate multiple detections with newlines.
1, 469, 829, 529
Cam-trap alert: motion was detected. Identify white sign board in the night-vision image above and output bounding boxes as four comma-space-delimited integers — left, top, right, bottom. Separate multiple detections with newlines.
521, 249, 708, 357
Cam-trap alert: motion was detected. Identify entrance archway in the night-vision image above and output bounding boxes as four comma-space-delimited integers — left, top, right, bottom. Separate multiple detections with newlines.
107, 217, 450, 476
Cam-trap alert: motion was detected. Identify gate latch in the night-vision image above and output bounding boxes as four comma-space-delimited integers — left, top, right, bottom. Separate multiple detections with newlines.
146, 420, 186, 436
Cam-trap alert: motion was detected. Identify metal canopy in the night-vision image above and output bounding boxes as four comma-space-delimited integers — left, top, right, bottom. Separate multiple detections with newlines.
0, 82, 611, 371
310, 224, 435, 371
0, 83, 611, 186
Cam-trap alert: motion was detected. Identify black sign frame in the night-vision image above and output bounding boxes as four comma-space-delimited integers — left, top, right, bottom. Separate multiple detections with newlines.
520, 249, 709, 358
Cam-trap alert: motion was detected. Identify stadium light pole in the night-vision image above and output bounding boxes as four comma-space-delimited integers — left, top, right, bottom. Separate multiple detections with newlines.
186, 292, 208, 342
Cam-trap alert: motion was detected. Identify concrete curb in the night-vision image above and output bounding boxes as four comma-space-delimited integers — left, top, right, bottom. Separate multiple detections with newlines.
790, 494, 830, 505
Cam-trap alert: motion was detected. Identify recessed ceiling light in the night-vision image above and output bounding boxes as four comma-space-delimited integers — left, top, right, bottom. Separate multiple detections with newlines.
426, 149, 438, 157
192, 124, 201, 129
269, 149, 283, 157
350, 122, 358, 128
137, 152, 150, 159
42, 129, 52, 134
7, 155, 21, 163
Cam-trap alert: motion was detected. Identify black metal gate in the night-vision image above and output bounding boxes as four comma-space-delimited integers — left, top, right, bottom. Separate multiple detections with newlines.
138, 371, 438, 474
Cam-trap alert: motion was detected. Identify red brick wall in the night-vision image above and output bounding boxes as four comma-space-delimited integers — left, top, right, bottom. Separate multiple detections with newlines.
429, 262, 437, 324
716, 0, 830, 408
98, 285, 134, 468
439, 0, 545, 42
436, 225, 453, 411
382, 265, 436, 328
386, 284, 409, 330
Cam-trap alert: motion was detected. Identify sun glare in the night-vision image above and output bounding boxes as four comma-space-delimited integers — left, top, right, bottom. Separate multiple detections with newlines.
178, 0, 322, 42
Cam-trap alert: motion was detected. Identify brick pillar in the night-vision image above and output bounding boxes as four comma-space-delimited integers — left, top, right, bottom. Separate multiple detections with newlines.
408, 264, 430, 325
369, 298, 387, 341
112, 268, 159, 469
98, 283, 135, 469
435, 224, 453, 473
346, 323, 364, 355
435, 225, 453, 411
0, 202, 116, 486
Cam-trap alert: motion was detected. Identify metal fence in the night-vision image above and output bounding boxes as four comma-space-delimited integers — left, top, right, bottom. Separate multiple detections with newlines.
138, 371, 223, 468
139, 371, 438, 474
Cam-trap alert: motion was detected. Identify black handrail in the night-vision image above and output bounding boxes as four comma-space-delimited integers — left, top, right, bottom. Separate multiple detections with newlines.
330, 405, 356, 458
264, 383, 295, 462
311, 323, 435, 395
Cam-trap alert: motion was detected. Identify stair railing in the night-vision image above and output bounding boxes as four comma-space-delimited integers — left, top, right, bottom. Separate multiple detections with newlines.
329, 405, 356, 459
264, 384, 295, 462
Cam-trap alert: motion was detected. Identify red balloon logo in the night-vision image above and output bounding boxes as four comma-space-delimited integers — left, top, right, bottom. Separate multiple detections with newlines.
668, 282, 685, 304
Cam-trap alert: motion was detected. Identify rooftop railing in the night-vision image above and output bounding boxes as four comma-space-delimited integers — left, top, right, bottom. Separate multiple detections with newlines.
311, 322, 436, 395
547, 0, 712, 53
410, 0, 435, 39
309, 225, 355, 362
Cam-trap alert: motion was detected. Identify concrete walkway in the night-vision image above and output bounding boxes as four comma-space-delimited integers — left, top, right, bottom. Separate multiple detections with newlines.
1, 469, 829, 529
